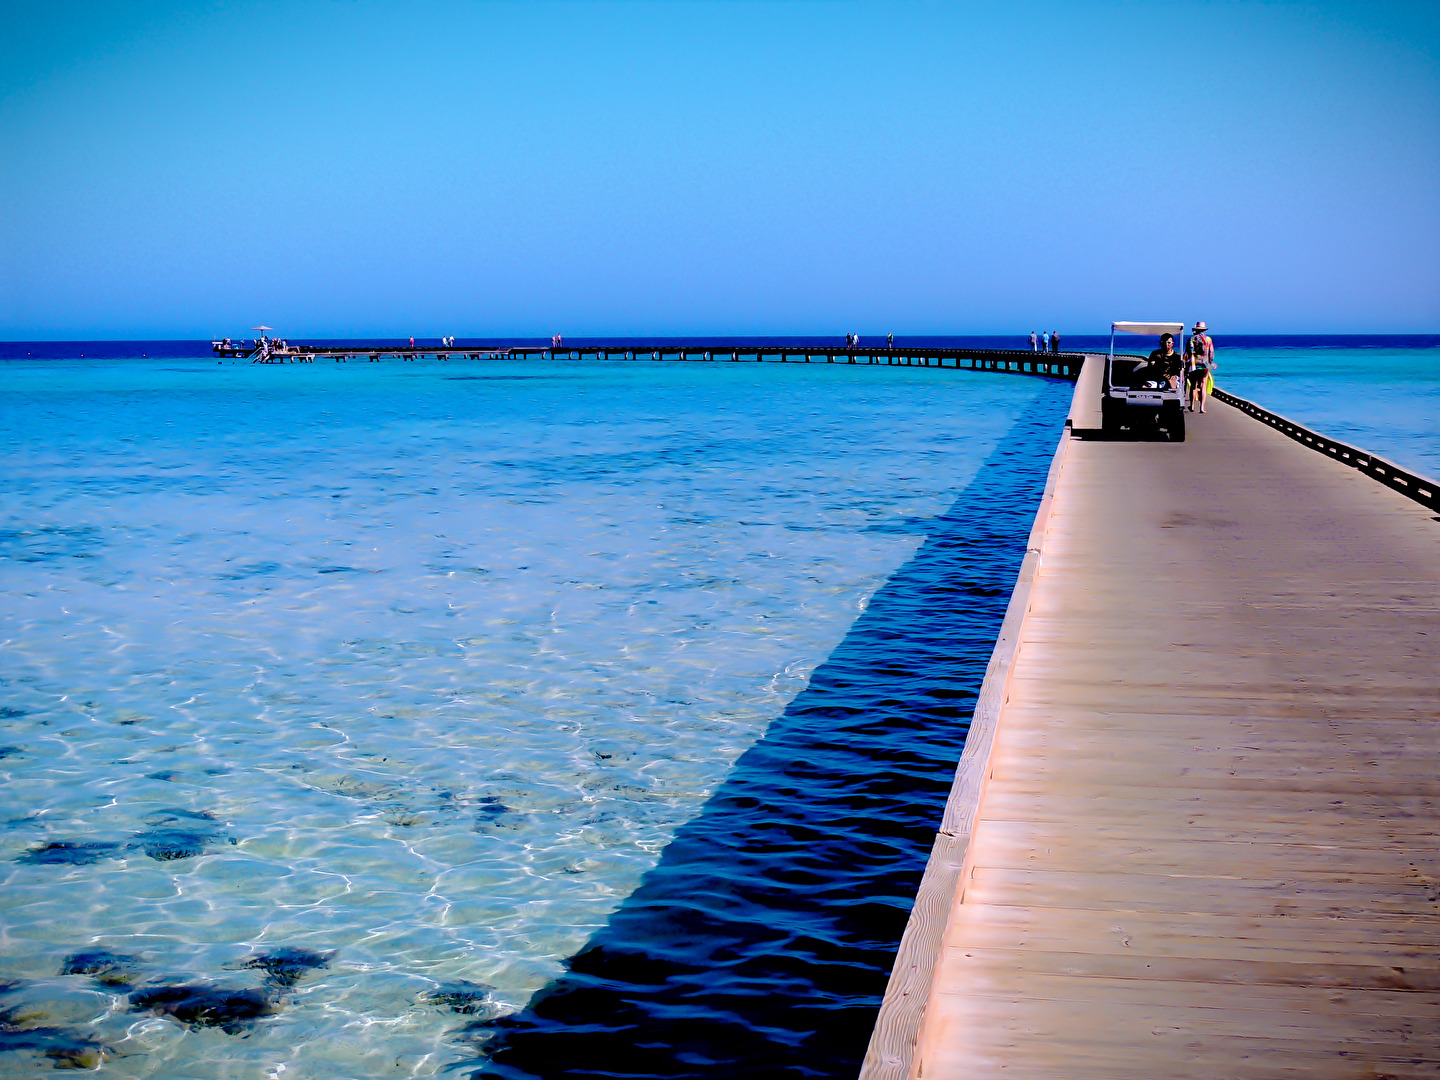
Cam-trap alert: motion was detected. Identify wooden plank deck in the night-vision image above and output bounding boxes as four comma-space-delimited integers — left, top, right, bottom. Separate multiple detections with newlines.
869, 391, 1440, 1078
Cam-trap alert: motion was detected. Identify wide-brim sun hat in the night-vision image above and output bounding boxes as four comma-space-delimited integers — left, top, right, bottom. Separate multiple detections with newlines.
1194, 321, 1208, 331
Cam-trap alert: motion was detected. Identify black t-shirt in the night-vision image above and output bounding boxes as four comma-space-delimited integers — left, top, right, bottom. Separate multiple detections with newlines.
1149, 347, 1182, 377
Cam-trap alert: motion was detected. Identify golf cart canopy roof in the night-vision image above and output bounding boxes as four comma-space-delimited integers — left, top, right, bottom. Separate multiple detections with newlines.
1112, 321, 1184, 336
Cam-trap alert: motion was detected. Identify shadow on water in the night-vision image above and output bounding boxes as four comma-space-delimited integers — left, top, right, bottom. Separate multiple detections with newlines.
474, 391, 1069, 1080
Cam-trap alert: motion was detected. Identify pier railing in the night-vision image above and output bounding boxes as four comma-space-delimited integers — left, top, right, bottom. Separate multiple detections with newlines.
1214, 387, 1439, 511
527, 345, 1083, 379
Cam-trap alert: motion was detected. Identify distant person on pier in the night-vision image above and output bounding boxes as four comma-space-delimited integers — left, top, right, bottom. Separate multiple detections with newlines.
1050, 330, 1060, 353
1186, 321, 1216, 413
887, 332, 894, 349
1030, 330, 1038, 351
409, 336, 414, 348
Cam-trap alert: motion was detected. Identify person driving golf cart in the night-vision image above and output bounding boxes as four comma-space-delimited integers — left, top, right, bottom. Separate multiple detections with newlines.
1101, 321, 1187, 441
1128, 333, 1183, 390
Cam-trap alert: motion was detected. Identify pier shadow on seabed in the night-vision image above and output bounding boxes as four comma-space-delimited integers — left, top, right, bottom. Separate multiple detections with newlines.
473, 389, 1069, 1080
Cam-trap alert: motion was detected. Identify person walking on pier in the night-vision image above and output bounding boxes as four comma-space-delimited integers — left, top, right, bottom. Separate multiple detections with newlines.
1186, 320, 1216, 413
887, 332, 894, 349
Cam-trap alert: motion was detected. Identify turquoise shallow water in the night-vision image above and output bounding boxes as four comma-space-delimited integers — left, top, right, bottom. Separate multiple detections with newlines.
1214, 346, 1438, 478
0, 356, 1064, 1077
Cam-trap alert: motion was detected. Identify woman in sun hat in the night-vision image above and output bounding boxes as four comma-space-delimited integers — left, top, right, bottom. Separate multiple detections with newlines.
1186, 321, 1215, 413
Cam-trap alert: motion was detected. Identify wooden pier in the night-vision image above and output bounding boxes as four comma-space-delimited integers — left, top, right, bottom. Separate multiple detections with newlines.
862, 360, 1440, 1078
220, 340, 1084, 380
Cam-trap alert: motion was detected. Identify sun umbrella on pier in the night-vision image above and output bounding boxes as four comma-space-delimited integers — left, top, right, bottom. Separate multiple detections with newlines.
251, 326, 272, 332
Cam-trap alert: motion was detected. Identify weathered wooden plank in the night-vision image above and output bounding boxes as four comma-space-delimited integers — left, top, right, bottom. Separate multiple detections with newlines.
941, 903, 1440, 951
936, 944, 1440, 992
965, 826, 1440, 878
960, 866, 1439, 917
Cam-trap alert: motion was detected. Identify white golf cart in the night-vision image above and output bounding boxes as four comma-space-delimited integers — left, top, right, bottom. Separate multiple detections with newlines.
1100, 321, 1188, 442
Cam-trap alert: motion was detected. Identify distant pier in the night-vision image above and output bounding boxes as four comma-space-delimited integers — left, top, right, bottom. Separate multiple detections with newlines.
862, 358, 1440, 1079
215, 339, 1085, 380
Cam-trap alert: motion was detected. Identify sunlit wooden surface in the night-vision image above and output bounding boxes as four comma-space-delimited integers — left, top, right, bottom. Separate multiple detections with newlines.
912, 400, 1440, 1079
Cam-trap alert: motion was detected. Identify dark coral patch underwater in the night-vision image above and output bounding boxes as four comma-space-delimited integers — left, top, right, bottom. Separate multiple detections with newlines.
17, 842, 124, 866
60, 950, 142, 988
131, 809, 235, 861
0, 1022, 111, 1070
0, 996, 114, 1070
128, 984, 278, 1034
237, 947, 335, 988
420, 980, 498, 1016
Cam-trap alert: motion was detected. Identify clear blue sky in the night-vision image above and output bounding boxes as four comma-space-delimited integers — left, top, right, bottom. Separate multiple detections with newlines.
2, 0, 1436, 338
